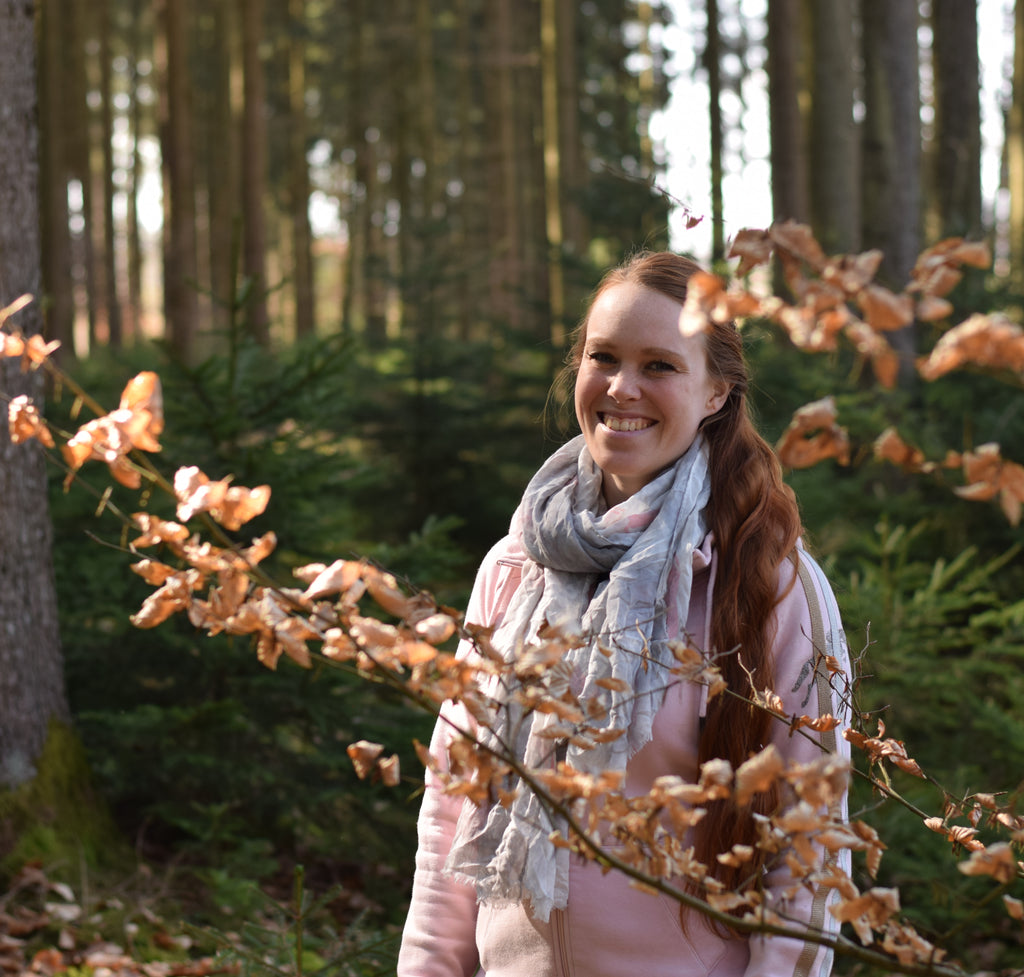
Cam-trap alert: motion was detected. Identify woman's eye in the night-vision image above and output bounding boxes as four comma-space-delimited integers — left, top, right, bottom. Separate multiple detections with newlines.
587, 351, 615, 365
647, 360, 676, 373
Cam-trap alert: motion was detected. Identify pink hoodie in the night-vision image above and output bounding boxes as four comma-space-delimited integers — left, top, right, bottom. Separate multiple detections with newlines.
398, 533, 851, 977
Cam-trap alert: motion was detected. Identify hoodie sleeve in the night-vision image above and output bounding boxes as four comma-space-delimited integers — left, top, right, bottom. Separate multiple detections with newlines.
397, 538, 524, 977
744, 547, 853, 977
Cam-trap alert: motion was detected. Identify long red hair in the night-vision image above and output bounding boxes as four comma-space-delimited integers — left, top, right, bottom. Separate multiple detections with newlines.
562, 251, 802, 894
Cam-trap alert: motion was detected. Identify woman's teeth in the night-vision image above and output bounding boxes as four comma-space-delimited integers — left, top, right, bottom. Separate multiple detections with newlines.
602, 415, 653, 432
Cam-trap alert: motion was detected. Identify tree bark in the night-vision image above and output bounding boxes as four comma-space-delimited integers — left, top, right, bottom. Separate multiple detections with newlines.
0, 0, 70, 789
38, 0, 76, 353
156, 0, 199, 360
239, 0, 271, 344
99, 0, 123, 347
705, 0, 725, 262
541, 0, 566, 349
861, 0, 920, 373
931, 0, 983, 240
860, 0, 920, 287
1009, 0, 1024, 281
767, 0, 810, 225
807, 0, 859, 253
288, 0, 315, 339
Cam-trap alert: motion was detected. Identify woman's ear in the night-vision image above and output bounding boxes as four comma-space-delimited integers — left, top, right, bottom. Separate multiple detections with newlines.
705, 381, 731, 416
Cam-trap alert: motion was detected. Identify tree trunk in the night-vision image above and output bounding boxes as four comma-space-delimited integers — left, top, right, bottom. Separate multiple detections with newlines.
0, 0, 70, 789
807, 0, 859, 253
157, 0, 199, 360
1009, 0, 1024, 281
541, 0, 566, 349
240, 0, 271, 344
99, 0, 123, 347
289, 0, 315, 339
931, 0, 983, 240
67, 0, 98, 348
705, 0, 725, 262
861, 0, 920, 375
125, 0, 149, 343
767, 0, 810, 225
203, 0, 239, 337
484, 0, 524, 331
38, 0, 76, 353
860, 0, 920, 286
555, 0, 585, 260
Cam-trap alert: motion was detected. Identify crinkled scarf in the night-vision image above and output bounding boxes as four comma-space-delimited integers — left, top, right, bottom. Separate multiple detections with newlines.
445, 434, 712, 921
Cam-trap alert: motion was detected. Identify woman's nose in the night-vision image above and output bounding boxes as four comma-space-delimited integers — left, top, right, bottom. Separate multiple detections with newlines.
607, 367, 640, 402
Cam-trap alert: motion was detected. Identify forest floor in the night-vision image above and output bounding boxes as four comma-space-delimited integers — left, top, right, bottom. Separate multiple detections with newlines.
0, 863, 229, 977
0, 857, 399, 977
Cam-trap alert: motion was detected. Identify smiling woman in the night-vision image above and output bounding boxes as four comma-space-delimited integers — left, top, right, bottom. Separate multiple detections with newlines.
398, 251, 852, 977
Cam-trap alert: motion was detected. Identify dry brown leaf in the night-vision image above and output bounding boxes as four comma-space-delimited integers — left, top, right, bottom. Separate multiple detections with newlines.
347, 740, 385, 779
768, 220, 827, 271
775, 397, 851, 469
1004, 894, 1024, 920
856, 284, 914, 332
791, 713, 842, 733
118, 371, 164, 451
917, 313, 1024, 380
130, 559, 179, 586
364, 566, 415, 618
8, 395, 54, 447
679, 271, 762, 338
829, 887, 900, 945
957, 841, 1018, 883
174, 465, 270, 529
350, 615, 402, 650
378, 753, 401, 787
728, 227, 774, 276
844, 321, 900, 388
300, 559, 363, 599
132, 513, 191, 548
824, 250, 884, 293
955, 443, 1024, 526
413, 612, 457, 644
916, 294, 953, 322
873, 427, 932, 473
844, 721, 924, 777
735, 744, 783, 806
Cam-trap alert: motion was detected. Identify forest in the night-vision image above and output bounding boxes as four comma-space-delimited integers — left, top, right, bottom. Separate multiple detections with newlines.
0, 0, 1023, 975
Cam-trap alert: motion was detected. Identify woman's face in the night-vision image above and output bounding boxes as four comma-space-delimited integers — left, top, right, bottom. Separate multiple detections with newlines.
574, 281, 727, 507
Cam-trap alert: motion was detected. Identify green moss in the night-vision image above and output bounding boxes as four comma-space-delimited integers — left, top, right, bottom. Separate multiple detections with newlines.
0, 719, 126, 881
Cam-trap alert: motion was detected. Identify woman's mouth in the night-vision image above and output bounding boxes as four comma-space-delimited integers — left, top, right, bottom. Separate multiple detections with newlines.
599, 414, 655, 433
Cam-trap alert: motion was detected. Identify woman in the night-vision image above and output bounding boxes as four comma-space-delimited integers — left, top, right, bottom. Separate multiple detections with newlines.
398, 252, 851, 977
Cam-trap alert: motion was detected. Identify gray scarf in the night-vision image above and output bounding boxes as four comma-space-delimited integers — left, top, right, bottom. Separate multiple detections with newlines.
445, 434, 712, 920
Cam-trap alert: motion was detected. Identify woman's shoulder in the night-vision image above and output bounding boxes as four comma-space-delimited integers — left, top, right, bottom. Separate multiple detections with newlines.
465, 534, 528, 629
